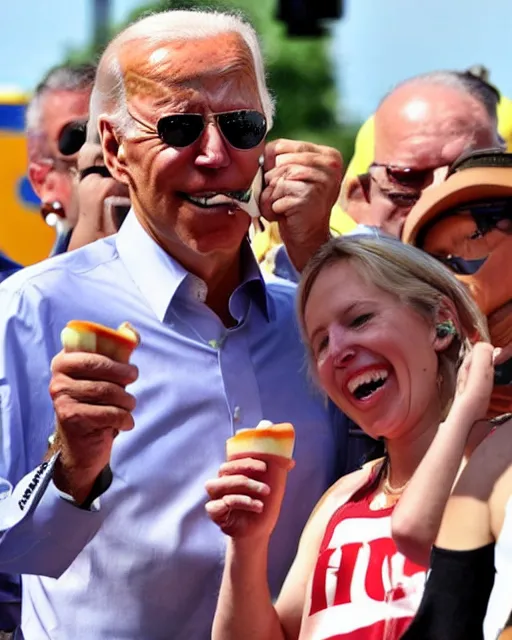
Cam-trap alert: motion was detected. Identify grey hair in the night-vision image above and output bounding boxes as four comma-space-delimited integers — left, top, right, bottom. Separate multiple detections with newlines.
87, 9, 275, 143
297, 235, 489, 420
385, 70, 500, 123
26, 63, 96, 133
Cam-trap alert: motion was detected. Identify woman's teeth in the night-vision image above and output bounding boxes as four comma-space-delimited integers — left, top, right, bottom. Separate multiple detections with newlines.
348, 369, 389, 400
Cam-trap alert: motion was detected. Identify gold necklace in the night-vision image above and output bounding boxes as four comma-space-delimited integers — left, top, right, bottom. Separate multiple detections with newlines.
382, 464, 409, 496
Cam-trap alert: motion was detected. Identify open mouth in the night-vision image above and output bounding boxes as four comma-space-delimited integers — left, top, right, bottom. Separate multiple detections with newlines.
181, 189, 252, 209
347, 369, 389, 401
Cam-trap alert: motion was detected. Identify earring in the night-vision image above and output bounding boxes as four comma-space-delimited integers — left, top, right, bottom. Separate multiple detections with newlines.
436, 320, 457, 339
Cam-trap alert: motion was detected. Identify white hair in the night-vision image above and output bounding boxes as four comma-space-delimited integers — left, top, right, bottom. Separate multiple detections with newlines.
87, 9, 274, 143
26, 64, 96, 134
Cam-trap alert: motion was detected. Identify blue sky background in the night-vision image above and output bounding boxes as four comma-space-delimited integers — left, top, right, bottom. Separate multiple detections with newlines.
1, 0, 511, 122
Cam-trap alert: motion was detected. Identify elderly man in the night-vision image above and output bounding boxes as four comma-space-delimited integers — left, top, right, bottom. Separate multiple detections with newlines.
26, 63, 95, 255
254, 70, 503, 278
0, 10, 354, 640
343, 70, 503, 237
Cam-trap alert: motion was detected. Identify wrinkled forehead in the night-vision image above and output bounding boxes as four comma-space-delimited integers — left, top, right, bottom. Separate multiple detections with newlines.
376, 127, 480, 171
118, 32, 258, 107
375, 97, 494, 169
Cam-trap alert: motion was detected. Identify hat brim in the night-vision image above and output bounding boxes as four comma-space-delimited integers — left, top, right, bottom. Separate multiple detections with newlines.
403, 167, 512, 245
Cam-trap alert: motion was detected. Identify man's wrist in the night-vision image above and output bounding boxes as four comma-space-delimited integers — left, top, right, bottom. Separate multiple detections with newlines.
281, 226, 331, 273
52, 459, 111, 507
78, 465, 113, 509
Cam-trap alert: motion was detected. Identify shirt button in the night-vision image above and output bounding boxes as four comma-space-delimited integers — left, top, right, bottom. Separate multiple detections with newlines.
233, 406, 241, 422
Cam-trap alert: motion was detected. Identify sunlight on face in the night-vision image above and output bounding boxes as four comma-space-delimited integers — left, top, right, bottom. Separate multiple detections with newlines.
304, 261, 440, 440
110, 33, 264, 261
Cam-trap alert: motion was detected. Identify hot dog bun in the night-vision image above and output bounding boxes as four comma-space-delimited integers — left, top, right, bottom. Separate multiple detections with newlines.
61, 320, 140, 363
226, 420, 295, 460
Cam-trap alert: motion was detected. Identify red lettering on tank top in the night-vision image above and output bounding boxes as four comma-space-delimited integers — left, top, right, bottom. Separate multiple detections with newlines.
310, 547, 336, 615
310, 537, 425, 617
333, 542, 364, 606
364, 537, 398, 601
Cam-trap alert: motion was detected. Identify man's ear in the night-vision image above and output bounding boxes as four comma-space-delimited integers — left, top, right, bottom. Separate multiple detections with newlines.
98, 117, 130, 186
342, 173, 372, 224
432, 299, 460, 352
28, 162, 51, 199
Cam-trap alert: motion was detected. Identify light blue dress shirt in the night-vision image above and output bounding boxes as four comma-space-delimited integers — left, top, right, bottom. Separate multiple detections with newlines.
0, 212, 351, 640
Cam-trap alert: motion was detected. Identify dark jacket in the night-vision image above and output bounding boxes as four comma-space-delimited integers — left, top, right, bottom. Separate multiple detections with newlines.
0, 254, 21, 284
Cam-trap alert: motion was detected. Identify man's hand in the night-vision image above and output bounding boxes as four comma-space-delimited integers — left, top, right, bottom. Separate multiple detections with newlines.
260, 139, 343, 272
68, 141, 130, 251
49, 351, 138, 504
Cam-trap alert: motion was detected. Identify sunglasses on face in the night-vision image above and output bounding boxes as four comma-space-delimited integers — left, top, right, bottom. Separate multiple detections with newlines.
420, 198, 512, 274
369, 162, 433, 190
58, 120, 88, 156
131, 109, 267, 150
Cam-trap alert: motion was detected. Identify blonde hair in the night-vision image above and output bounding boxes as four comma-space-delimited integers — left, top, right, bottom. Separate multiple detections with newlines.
297, 235, 489, 416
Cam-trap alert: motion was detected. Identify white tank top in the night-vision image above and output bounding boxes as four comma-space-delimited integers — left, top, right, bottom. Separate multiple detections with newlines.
485, 496, 512, 640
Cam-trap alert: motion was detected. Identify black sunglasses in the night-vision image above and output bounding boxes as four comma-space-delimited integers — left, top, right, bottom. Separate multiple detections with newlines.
58, 120, 88, 156
153, 110, 267, 150
418, 198, 512, 274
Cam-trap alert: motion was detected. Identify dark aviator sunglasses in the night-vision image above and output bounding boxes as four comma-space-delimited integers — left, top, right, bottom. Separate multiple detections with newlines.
134, 109, 267, 150
369, 162, 433, 190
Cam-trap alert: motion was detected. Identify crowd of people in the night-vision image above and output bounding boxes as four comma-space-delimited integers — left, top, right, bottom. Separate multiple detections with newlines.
0, 7, 510, 640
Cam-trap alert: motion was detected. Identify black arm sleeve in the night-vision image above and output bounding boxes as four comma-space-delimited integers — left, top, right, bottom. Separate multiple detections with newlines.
402, 543, 495, 640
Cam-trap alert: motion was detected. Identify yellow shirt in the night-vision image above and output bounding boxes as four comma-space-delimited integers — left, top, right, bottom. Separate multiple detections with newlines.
498, 95, 512, 152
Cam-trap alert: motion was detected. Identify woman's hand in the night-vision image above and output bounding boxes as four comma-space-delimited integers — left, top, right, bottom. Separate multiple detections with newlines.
205, 455, 294, 541
450, 342, 496, 425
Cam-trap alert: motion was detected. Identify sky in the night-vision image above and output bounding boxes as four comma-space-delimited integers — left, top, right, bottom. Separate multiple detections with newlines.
1, 0, 512, 122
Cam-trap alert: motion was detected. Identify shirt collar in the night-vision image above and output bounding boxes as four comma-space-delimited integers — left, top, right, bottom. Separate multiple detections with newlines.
115, 210, 274, 322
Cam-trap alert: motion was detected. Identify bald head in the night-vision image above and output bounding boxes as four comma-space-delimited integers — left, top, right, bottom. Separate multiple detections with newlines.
374, 79, 501, 167
356, 74, 503, 238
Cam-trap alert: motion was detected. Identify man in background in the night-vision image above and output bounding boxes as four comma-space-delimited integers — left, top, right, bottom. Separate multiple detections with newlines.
340, 70, 503, 237
255, 70, 502, 274
0, 62, 96, 638
26, 63, 95, 255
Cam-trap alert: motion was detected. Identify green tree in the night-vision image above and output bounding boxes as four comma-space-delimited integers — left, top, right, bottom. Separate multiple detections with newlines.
67, 0, 359, 159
